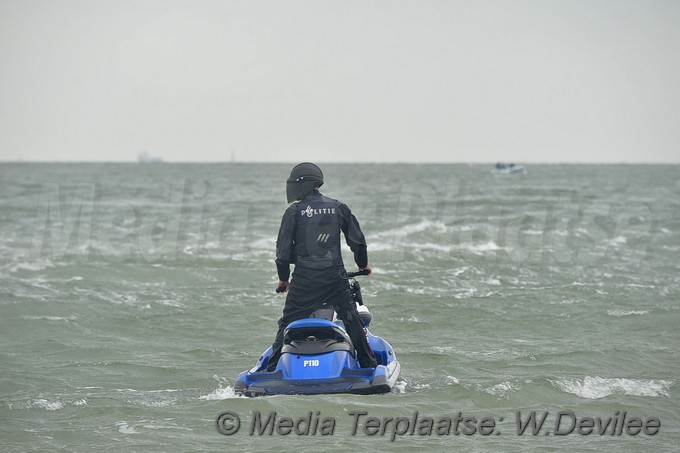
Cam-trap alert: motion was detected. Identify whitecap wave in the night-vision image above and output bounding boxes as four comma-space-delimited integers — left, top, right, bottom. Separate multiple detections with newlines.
551, 376, 672, 399
462, 241, 504, 254
451, 266, 472, 276
11, 397, 88, 411
388, 316, 419, 323
132, 398, 176, 407
199, 386, 239, 400
116, 421, 138, 434
33, 399, 64, 411
607, 309, 648, 317
483, 381, 520, 398
8, 259, 55, 273
369, 240, 455, 253
607, 235, 627, 246
445, 376, 460, 385
21, 315, 77, 321
393, 378, 408, 394
369, 219, 447, 240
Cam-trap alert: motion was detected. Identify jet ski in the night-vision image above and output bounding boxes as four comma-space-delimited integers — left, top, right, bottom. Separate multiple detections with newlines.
234, 271, 401, 396
493, 162, 526, 174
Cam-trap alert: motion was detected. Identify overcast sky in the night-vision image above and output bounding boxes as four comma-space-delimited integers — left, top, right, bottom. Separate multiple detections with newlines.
1, 0, 679, 163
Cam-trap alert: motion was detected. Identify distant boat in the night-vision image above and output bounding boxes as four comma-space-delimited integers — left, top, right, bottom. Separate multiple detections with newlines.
493, 163, 525, 174
138, 151, 162, 163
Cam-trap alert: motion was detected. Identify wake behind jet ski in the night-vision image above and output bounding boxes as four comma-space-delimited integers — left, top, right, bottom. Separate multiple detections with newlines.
234, 271, 401, 396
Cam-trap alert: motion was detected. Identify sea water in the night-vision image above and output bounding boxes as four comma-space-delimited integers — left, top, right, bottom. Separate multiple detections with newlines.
1, 163, 678, 452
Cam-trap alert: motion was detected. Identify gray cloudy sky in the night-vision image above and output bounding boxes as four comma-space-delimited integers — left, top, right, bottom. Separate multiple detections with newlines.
1, 0, 679, 163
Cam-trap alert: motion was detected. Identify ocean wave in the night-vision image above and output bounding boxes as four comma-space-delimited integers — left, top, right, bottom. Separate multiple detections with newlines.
607, 309, 649, 317
482, 381, 521, 398
116, 421, 138, 434
368, 240, 455, 253
33, 399, 65, 411
115, 418, 195, 434
450, 266, 472, 276
369, 219, 447, 240
388, 316, 420, 323
461, 241, 504, 254
606, 235, 627, 246
371, 240, 506, 256
3, 398, 88, 411
199, 375, 241, 400
130, 397, 177, 407
199, 386, 239, 400
104, 388, 181, 407
550, 376, 672, 399
445, 375, 460, 385
393, 378, 408, 394
7, 259, 56, 273
20, 315, 78, 322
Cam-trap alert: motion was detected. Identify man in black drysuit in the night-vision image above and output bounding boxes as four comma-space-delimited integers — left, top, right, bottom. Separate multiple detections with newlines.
266, 162, 378, 372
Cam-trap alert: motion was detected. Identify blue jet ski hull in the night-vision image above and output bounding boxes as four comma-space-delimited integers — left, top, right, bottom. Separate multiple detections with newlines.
234, 318, 401, 396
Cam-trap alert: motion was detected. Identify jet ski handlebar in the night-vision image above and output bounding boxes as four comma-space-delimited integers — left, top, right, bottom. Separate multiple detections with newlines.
346, 269, 371, 278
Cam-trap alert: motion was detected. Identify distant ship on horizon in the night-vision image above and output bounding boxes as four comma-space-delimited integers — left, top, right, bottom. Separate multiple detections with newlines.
137, 151, 162, 163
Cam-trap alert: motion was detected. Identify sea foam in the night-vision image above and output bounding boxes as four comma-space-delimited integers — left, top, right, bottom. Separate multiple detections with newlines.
551, 376, 672, 399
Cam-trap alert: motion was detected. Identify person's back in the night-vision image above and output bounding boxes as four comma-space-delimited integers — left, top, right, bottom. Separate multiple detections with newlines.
266, 163, 377, 371
280, 192, 344, 271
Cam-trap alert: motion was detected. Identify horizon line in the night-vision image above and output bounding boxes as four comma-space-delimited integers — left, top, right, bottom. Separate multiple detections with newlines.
2, 160, 680, 165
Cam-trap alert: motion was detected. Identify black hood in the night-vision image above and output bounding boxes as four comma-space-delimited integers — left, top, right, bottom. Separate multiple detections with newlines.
286, 162, 324, 203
